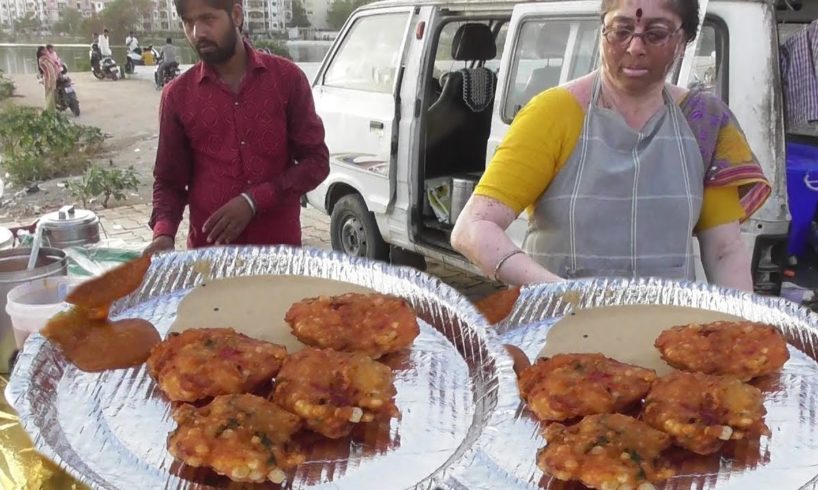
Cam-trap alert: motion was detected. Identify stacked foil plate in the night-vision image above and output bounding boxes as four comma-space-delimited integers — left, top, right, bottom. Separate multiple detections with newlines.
7, 248, 818, 489
487, 277, 818, 490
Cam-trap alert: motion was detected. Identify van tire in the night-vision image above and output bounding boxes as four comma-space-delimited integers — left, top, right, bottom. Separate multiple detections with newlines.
330, 194, 388, 261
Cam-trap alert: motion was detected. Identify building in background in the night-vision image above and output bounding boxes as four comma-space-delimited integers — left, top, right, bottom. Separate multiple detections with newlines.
0, 0, 25, 27
144, 0, 294, 34
0, 0, 304, 33
145, 0, 181, 31
0, 0, 53, 27
302, 0, 329, 30
243, 0, 292, 34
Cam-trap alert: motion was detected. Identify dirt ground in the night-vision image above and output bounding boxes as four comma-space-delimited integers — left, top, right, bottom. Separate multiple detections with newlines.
3, 72, 162, 222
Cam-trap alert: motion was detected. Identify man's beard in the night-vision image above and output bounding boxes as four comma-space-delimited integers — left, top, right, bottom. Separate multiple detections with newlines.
196, 27, 238, 65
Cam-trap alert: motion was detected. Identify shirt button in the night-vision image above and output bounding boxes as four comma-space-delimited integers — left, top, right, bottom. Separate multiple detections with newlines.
234, 101, 239, 106
246, 180, 252, 184
240, 141, 246, 145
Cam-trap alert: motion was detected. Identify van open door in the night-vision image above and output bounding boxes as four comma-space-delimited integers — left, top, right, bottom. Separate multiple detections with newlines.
308, 7, 416, 260
674, 0, 710, 86
311, 8, 415, 216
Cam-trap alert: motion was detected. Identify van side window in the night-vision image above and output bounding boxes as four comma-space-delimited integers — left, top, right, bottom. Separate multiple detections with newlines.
503, 19, 599, 122
688, 21, 728, 102
323, 13, 408, 93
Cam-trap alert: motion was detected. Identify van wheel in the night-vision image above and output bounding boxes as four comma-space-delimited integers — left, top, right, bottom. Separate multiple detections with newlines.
330, 194, 388, 261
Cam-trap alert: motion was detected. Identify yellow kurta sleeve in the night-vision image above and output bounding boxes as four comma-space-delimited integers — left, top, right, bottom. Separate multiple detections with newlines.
695, 124, 751, 231
474, 88, 585, 215
697, 186, 745, 231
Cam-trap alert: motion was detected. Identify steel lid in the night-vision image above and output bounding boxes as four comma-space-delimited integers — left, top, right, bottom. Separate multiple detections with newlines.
40, 205, 99, 229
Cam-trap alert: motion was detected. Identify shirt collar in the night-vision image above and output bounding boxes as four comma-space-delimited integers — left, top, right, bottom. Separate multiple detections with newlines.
196, 40, 266, 84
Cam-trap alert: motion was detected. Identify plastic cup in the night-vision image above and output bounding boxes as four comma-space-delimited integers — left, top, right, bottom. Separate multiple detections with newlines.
5, 276, 83, 348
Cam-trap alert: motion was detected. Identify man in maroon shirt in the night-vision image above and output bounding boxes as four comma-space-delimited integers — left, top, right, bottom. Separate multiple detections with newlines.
144, 0, 329, 255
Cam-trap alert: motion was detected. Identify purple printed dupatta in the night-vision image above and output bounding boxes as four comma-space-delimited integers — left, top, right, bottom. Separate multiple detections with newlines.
680, 89, 772, 220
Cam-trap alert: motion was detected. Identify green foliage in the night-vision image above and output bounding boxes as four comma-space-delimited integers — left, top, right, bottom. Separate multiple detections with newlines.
73, 58, 92, 72
326, 0, 373, 30
14, 12, 41, 33
254, 38, 291, 59
81, 14, 105, 40
0, 106, 105, 186
52, 8, 85, 35
100, 0, 152, 40
288, 1, 311, 28
0, 70, 14, 101
65, 163, 139, 208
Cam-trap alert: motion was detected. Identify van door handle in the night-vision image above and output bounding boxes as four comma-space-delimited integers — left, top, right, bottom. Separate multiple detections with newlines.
369, 120, 384, 130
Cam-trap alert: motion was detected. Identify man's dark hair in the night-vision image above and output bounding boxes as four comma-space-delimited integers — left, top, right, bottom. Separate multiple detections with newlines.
46, 43, 54, 49
129, 31, 134, 36
166, 37, 173, 44
600, 0, 700, 44
174, 0, 235, 18
103, 28, 109, 33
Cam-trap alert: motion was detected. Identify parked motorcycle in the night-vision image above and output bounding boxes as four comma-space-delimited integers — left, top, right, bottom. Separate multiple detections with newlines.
35, 63, 79, 116
55, 73, 80, 116
124, 47, 159, 74
90, 43, 121, 81
154, 59, 180, 89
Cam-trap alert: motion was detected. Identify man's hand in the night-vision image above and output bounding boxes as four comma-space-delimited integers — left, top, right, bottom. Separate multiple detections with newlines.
143, 235, 174, 256
203, 195, 254, 245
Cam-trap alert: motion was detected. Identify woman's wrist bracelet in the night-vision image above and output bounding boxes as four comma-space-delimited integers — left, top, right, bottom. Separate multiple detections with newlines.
493, 249, 525, 282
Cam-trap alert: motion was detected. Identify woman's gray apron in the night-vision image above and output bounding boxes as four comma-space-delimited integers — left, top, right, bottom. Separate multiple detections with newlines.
523, 73, 705, 280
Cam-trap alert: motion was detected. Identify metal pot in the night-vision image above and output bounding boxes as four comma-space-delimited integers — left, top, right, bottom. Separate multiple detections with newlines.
40, 205, 100, 249
0, 247, 67, 373
449, 173, 481, 225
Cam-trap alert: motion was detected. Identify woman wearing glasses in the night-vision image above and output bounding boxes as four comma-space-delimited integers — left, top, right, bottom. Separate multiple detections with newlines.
451, 0, 770, 291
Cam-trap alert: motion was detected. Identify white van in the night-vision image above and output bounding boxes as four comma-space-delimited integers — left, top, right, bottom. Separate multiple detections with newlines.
306, 0, 805, 295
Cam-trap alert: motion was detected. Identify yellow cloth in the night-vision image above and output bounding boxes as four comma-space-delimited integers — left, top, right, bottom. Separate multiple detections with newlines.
0, 376, 88, 490
475, 87, 747, 232
142, 52, 155, 65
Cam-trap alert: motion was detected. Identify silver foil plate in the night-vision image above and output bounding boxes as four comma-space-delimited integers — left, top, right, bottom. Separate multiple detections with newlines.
6, 246, 518, 490
484, 277, 818, 490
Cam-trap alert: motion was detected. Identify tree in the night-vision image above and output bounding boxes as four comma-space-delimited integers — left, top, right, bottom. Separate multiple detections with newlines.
52, 8, 85, 35
100, 0, 152, 40
14, 12, 41, 33
254, 38, 291, 58
81, 14, 105, 41
326, 0, 371, 30
287, 0, 310, 28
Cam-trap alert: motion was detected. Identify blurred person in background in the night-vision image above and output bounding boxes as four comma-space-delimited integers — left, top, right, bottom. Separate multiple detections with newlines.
45, 44, 63, 70
99, 29, 112, 57
126, 31, 140, 53
157, 37, 178, 78
36, 46, 59, 112
142, 46, 156, 65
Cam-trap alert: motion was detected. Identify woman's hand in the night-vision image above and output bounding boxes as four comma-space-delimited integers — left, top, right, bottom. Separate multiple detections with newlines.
698, 221, 753, 292
451, 195, 563, 286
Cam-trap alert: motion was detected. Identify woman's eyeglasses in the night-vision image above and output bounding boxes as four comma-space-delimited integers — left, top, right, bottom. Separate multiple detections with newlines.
602, 26, 682, 47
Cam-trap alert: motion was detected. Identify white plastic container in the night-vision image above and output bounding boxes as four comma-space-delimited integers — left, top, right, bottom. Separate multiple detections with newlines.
5, 276, 83, 348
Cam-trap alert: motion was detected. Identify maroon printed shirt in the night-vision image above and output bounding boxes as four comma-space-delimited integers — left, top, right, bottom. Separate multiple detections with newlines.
149, 44, 329, 248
